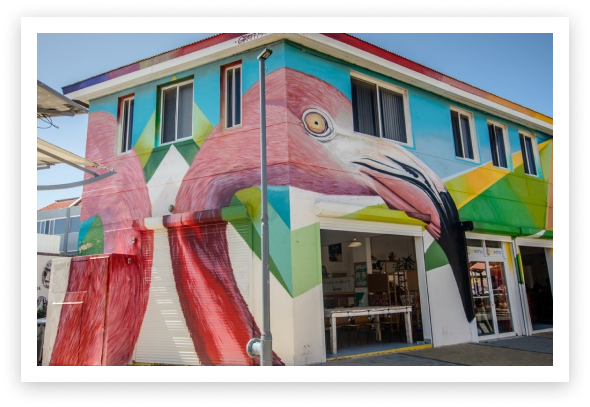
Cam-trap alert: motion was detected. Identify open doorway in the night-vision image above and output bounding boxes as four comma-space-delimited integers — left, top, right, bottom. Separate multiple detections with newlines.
320, 229, 425, 358
520, 246, 553, 331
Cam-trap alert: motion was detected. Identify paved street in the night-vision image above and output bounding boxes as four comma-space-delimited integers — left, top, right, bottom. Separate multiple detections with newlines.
321, 332, 552, 366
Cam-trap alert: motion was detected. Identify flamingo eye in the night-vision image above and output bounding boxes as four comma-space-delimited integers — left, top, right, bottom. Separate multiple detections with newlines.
302, 109, 334, 141
305, 112, 327, 134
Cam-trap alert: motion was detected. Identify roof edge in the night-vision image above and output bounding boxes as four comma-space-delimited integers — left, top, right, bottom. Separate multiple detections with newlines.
62, 33, 552, 132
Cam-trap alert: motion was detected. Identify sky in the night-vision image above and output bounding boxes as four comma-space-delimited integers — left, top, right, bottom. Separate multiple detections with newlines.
21, 17, 569, 381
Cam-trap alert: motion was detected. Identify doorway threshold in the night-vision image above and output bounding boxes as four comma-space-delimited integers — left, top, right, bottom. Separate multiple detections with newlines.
326, 342, 432, 362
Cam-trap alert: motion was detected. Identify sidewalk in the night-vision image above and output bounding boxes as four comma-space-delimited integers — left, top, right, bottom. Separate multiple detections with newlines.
320, 332, 553, 366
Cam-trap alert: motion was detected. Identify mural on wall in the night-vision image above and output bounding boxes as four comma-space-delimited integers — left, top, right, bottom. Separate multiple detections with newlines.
45, 255, 145, 366
52, 44, 552, 365
176, 67, 474, 322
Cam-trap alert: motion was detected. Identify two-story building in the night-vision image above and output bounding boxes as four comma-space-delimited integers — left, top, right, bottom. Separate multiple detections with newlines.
42, 33, 552, 366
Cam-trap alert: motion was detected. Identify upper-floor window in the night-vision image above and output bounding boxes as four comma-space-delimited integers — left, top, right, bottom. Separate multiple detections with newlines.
118, 95, 134, 154
224, 64, 242, 129
487, 121, 509, 169
351, 73, 412, 145
450, 107, 478, 162
37, 216, 79, 235
160, 80, 193, 144
519, 131, 538, 176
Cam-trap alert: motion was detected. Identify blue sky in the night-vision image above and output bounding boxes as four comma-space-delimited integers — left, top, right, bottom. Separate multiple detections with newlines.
37, 33, 552, 209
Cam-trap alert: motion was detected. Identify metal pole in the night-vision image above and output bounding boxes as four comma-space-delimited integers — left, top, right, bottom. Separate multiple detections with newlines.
258, 48, 273, 366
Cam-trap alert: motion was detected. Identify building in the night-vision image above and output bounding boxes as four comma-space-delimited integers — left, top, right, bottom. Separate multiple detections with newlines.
42, 33, 553, 366
37, 198, 81, 318
37, 197, 82, 255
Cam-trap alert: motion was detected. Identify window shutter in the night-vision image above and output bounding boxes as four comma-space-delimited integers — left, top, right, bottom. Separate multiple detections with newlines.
352, 78, 379, 137
451, 111, 463, 158
234, 67, 241, 125
494, 126, 507, 168
519, 134, 530, 174
127, 99, 134, 152
226, 69, 233, 128
488, 124, 499, 167
524, 136, 537, 175
162, 88, 177, 144
459, 114, 474, 159
379, 88, 407, 143
177, 83, 193, 140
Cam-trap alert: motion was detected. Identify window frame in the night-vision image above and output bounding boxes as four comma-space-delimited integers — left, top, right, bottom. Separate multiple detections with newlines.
487, 119, 511, 170
518, 130, 540, 177
222, 62, 243, 130
350, 71, 414, 147
159, 79, 194, 146
117, 94, 135, 155
450, 106, 480, 163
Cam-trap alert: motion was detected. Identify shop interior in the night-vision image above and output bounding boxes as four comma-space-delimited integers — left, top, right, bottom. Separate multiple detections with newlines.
320, 229, 424, 356
520, 246, 553, 331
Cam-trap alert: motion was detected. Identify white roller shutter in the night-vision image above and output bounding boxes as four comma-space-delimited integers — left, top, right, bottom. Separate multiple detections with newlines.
133, 229, 200, 365
226, 221, 252, 306
133, 221, 252, 365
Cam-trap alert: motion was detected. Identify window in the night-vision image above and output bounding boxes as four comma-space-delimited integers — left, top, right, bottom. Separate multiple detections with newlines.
69, 216, 80, 233
487, 121, 508, 169
351, 74, 411, 145
519, 132, 538, 176
40, 220, 54, 234
224, 65, 242, 128
450, 108, 477, 161
160, 80, 194, 144
118, 95, 134, 154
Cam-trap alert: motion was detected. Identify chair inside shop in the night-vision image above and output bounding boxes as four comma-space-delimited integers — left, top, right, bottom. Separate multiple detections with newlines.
351, 315, 379, 345
379, 313, 403, 343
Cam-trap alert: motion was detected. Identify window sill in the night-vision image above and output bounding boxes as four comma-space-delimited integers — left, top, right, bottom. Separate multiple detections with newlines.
351, 131, 413, 148
491, 165, 511, 173
157, 136, 195, 149
455, 156, 480, 165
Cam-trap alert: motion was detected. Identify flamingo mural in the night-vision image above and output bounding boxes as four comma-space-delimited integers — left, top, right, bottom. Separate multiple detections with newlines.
48, 66, 478, 366
174, 68, 474, 335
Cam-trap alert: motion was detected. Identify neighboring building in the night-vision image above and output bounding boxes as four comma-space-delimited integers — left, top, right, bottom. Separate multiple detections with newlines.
43, 34, 553, 366
37, 197, 81, 255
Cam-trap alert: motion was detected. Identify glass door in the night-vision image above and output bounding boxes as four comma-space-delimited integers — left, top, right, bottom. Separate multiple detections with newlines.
469, 260, 495, 336
467, 239, 514, 339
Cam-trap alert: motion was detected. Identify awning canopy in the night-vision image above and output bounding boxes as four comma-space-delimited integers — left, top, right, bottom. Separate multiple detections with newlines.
37, 80, 88, 118
37, 81, 115, 190
37, 138, 106, 169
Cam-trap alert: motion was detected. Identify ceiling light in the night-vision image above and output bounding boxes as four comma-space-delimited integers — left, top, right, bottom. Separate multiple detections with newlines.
348, 238, 362, 248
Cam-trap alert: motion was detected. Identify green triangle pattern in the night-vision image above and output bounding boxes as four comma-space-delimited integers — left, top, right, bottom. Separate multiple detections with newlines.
143, 144, 171, 184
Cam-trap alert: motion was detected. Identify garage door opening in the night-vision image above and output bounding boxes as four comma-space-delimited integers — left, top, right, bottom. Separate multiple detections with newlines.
320, 229, 426, 358
520, 246, 553, 331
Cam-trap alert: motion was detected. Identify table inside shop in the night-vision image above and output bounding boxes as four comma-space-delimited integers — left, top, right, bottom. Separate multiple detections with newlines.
324, 305, 413, 355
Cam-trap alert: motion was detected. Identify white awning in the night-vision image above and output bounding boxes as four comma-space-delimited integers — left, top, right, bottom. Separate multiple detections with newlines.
37, 80, 88, 118
37, 138, 107, 169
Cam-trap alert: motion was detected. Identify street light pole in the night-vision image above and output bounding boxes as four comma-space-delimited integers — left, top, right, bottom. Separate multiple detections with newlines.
258, 47, 273, 366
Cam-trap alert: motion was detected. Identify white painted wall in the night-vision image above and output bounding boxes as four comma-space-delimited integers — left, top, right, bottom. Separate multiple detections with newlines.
250, 249, 296, 366
426, 264, 473, 346
37, 234, 61, 254
42, 257, 72, 365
